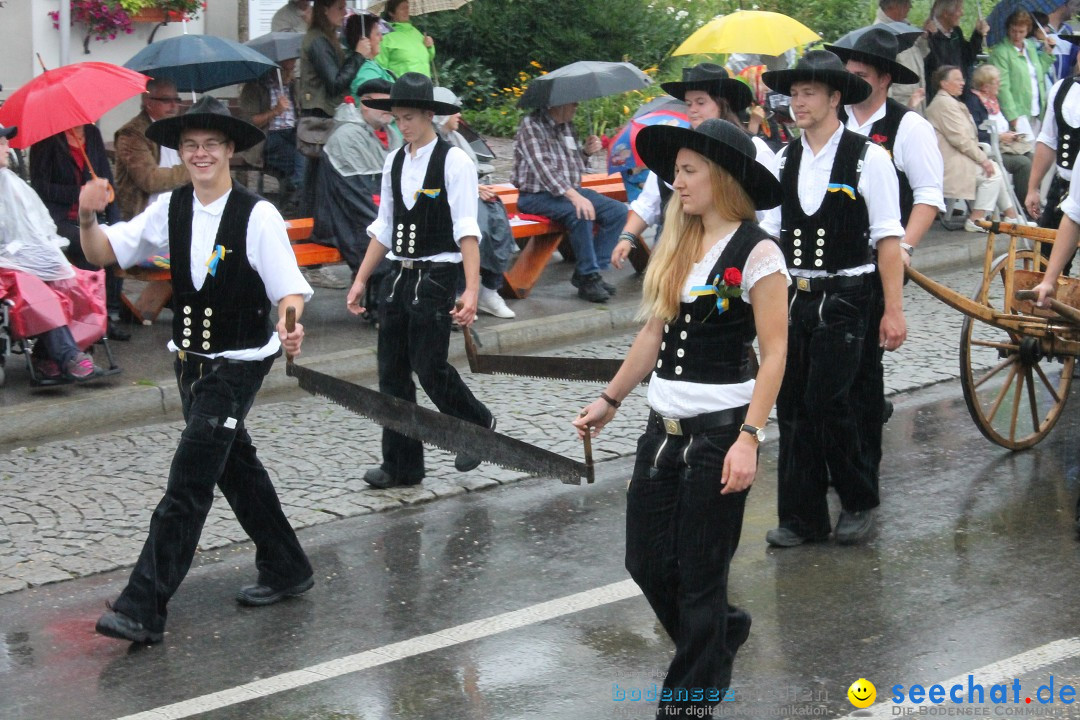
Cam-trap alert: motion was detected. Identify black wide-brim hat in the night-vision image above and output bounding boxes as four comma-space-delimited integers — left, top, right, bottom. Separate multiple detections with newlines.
762, 50, 872, 105
660, 62, 754, 112
824, 27, 920, 86
0, 124, 16, 140
636, 118, 781, 210
146, 95, 265, 152
362, 72, 461, 114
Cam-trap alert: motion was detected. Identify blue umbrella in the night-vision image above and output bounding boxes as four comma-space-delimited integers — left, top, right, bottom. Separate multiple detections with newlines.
124, 34, 278, 93
986, 0, 1063, 46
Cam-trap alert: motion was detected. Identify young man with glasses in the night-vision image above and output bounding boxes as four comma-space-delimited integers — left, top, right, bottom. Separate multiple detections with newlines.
79, 96, 314, 644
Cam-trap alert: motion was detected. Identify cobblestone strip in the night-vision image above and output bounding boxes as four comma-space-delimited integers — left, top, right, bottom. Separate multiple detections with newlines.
0, 266, 986, 594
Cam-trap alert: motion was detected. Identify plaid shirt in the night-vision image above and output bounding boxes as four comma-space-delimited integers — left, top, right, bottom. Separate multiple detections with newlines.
511, 110, 587, 195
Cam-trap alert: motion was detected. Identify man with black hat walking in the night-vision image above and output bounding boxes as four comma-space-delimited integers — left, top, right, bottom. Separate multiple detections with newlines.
826, 27, 945, 491
760, 50, 907, 547
78, 96, 315, 643
345, 72, 494, 489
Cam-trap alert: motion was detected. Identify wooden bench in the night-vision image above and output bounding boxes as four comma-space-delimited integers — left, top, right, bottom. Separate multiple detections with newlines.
117, 218, 341, 324
493, 173, 631, 299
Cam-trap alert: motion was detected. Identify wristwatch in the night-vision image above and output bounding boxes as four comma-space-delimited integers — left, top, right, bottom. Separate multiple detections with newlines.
739, 423, 765, 444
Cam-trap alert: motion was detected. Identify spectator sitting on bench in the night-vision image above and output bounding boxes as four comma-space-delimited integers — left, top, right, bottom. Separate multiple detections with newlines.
314, 80, 401, 314
239, 58, 306, 214
511, 100, 628, 303
434, 87, 516, 319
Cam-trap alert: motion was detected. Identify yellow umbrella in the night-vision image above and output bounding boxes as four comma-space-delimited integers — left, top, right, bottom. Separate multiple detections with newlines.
674, 10, 820, 57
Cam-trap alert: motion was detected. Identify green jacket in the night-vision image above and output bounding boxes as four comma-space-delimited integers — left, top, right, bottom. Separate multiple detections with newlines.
350, 59, 396, 98
375, 22, 435, 78
988, 39, 1053, 123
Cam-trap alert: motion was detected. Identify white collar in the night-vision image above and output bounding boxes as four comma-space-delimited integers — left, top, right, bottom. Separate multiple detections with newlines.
845, 100, 888, 130
406, 135, 438, 160
195, 188, 232, 216
800, 123, 845, 158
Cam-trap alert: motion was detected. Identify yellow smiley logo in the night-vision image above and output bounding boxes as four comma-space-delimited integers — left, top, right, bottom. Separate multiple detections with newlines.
848, 678, 876, 708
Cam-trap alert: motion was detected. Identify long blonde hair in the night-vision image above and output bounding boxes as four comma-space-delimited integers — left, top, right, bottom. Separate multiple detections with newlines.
639, 158, 757, 321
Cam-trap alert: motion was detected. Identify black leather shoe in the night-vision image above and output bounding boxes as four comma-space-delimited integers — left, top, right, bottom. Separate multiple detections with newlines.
236, 575, 314, 606
95, 610, 162, 643
600, 278, 617, 296
363, 467, 422, 489
835, 510, 874, 545
882, 399, 894, 424
765, 527, 827, 548
107, 319, 131, 341
455, 417, 495, 472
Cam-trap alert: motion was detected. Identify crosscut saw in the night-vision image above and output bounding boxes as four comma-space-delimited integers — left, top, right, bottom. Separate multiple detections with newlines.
462, 327, 630, 384
285, 308, 594, 484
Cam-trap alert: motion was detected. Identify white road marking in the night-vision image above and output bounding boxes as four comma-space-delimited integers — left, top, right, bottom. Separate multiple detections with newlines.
837, 636, 1080, 719
113, 579, 643, 720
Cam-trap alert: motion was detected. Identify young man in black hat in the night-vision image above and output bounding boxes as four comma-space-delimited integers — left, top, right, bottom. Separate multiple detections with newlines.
78, 96, 314, 643
826, 27, 945, 492
760, 50, 907, 547
346, 72, 494, 489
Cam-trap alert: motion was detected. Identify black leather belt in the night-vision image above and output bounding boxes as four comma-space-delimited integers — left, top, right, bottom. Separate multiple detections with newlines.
793, 274, 870, 293
393, 259, 456, 270
649, 405, 748, 436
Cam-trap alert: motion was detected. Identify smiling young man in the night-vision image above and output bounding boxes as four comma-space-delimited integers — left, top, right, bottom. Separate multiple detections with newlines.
78, 96, 314, 644
760, 51, 907, 547
346, 73, 494, 489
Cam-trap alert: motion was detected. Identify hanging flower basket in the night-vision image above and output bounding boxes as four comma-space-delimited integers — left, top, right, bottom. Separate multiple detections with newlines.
49, 1, 203, 53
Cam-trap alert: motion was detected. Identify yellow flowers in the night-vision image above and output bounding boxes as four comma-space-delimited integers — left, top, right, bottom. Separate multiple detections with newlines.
623, 105, 630, 115
530, 60, 543, 69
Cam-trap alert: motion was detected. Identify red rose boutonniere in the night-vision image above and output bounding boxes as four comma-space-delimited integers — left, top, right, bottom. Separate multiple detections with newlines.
690, 266, 743, 316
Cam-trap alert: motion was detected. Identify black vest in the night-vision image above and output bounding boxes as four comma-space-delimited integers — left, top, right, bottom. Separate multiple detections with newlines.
653, 223, 773, 385
1054, 77, 1080, 171
867, 98, 915, 226
169, 185, 273, 354
390, 138, 457, 258
779, 130, 872, 273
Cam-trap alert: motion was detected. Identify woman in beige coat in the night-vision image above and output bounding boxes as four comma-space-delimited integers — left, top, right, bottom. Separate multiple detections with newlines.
925, 65, 1025, 232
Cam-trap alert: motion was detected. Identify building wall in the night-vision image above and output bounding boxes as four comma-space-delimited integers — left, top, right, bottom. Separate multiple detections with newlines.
1, 1, 249, 141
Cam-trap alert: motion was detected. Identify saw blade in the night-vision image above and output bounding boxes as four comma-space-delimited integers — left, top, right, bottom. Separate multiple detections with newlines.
463, 327, 635, 383
289, 363, 591, 485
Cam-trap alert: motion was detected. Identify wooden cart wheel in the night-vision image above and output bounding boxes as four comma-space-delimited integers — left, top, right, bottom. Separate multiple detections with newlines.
959, 250, 1074, 450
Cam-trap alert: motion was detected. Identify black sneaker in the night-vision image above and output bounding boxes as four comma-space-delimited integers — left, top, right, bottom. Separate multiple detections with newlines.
576, 274, 610, 303
455, 417, 495, 472
600, 279, 617, 296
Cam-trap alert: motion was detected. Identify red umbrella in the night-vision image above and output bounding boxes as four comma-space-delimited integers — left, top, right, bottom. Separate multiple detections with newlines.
0, 62, 150, 149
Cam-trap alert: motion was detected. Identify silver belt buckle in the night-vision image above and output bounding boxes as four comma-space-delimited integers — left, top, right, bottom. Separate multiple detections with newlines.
401, 259, 415, 269
796, 277, 811, 292
662, 416, 683, 436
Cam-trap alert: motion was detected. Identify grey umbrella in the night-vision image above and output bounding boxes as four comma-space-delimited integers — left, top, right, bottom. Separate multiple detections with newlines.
124, 34, 278, 93
517, 61, 652, 109
245, 32, 303, 64
832, 21, 925, 53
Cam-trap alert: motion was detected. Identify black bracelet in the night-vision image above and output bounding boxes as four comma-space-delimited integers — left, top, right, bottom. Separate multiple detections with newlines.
600, 392, 621, 409
618, 231, 639, 249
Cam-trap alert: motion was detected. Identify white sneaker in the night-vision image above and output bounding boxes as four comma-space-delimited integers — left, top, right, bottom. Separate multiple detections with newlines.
964, 219, 988, 233
302, 266, 349, 289
477, 286, 516, 318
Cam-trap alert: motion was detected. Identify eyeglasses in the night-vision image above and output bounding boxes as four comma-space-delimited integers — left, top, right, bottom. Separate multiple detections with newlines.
179, 139, 228, 153
148, 96, 182, 104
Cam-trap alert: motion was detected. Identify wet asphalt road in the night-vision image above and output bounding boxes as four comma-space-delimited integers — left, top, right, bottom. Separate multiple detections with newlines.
3, 381, 1080, 720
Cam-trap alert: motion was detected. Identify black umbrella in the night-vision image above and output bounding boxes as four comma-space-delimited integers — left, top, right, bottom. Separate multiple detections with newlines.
245, 32, 303, 64
833, 21, 924, 53
124, 34, 278, 93
517, 61, 652, 109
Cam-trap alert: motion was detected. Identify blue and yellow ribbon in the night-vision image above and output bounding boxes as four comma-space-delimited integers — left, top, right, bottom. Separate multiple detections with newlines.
689, 274, 732, 314
413, 188, 442, 201
205, 244, 229, 277
826, 183, 856, 201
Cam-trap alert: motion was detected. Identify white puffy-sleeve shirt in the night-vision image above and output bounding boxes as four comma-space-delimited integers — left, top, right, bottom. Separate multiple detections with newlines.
367, 136, 481, 263
647, 228, 789, 419
103, 189, 312, 361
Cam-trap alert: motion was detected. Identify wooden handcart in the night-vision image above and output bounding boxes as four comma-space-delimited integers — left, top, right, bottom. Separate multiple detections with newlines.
906, 221, 1080, 450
